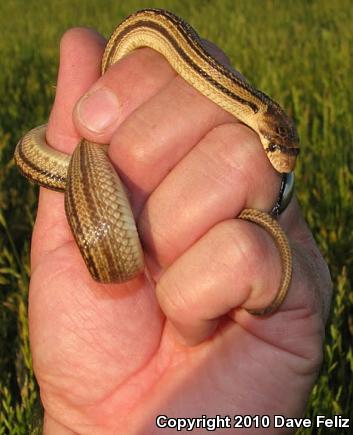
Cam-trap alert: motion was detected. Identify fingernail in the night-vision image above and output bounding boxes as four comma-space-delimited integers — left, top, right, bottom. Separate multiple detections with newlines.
76, 87, 120, 133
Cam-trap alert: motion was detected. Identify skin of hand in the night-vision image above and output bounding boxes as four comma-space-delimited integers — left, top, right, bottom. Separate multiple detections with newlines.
28, 28, 332, 434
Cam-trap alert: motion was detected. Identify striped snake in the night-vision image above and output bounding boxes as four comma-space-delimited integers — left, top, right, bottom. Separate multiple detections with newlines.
14, 9, 299, 314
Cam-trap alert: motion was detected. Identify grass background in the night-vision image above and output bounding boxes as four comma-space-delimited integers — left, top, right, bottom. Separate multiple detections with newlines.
0, 0, 352, 433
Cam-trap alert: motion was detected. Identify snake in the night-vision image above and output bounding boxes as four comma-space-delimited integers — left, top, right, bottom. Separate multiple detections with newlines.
14, 9, 299, 313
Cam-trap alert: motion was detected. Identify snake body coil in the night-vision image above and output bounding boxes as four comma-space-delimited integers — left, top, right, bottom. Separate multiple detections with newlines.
14, 9, 299, 288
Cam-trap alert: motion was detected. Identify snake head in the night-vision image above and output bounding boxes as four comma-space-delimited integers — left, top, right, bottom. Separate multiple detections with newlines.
259, 104, 300, 173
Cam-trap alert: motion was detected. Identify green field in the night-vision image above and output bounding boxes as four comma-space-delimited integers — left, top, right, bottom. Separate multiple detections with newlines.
0, 0, 352, 433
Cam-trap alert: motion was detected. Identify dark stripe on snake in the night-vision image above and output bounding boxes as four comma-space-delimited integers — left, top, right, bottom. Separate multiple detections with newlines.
83, 143, 119, 281
107, 19, 260, 113
145, 9, 267, 106
16, 140, 66, 189
66, 143, 101, 280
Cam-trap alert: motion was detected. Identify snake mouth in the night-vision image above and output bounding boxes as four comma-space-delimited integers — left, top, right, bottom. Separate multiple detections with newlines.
266, 143, 300, 157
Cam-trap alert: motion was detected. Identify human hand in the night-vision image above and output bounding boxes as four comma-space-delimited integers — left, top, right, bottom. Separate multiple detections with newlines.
29, 28, 332, 434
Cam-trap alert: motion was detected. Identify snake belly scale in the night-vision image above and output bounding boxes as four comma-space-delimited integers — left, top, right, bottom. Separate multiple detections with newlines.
14, 8, 299, 310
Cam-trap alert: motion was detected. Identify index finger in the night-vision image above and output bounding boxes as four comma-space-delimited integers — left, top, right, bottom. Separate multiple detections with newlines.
31, 28, 106, 269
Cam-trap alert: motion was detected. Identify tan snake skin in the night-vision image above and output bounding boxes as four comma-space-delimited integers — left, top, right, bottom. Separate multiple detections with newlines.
14, 9, 299, 314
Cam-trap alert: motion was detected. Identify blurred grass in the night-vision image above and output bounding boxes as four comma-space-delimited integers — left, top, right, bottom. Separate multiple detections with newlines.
0, 0, 352, 433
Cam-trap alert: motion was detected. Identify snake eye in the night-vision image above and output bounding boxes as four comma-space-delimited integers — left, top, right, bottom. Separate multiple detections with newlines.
266, 143, 278, 153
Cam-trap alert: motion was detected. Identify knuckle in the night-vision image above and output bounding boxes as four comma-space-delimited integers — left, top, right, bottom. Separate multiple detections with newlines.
156, 275, 190, 321
114, 114, 157, 167
119, 48, 174, 89
201, 39, 231, 66
226, 220, 268, 278
173, 75, 202, 101
205, 221, 266, 285
205, 123, 279, 204
199, 123, 262, 189
212, 123, 263, 167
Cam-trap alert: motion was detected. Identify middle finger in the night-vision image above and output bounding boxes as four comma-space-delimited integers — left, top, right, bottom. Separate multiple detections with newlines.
139, 121, 281, 272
